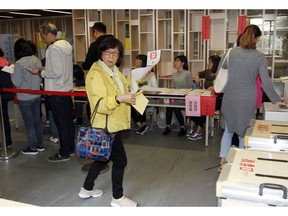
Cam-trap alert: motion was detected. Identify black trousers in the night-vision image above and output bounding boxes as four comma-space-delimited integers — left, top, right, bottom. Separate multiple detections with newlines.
165, 107, 185, 126
83, 133, 127, 199
47, 95, 75, 156
1, 99, 12, 146
190, 115, 206, 128
131, 106, 146, 124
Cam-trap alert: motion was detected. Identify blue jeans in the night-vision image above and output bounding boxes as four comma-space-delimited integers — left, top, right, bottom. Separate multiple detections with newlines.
219, 122, 244, 158
18, 97, 43, 150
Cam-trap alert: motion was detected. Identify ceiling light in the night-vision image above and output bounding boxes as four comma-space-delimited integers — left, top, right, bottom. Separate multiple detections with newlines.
9, 12, 41, 17
0, 15, 14, 18
42, 10, 72, 15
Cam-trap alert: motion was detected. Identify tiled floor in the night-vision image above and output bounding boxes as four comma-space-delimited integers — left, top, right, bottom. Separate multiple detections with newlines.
1, 102, 224, 207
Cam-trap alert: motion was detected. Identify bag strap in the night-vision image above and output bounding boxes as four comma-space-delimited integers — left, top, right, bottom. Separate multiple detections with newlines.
221, 48, 232, 68
90, 98, 109, 130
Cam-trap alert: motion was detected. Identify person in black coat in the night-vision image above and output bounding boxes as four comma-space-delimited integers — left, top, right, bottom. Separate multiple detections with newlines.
0, 48, 13, 147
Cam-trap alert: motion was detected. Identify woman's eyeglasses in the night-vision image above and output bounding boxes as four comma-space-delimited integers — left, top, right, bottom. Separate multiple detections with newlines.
104, 50, 119, 57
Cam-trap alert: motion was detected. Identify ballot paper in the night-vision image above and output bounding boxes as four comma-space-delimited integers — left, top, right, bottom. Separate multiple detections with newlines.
2, 64, 14, 74
130, 65, 154, 94
130, 50, 161, 94
132, 90, 149, 115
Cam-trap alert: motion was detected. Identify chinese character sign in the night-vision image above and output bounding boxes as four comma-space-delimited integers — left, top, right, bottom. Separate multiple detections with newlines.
185, 95, 201, 116
147, 50, 161, 66
202, 16, 210, 40
200, 96, 216, 116
238, 16, 247, 36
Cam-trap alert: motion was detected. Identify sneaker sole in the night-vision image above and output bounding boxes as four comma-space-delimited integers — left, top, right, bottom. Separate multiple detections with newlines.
37, 148, 45, 152
78, 191, 103, 199
110, 201, 138, 207
21, 152, 38, 155
188, 137, 202, 141
47, 157, 70, 162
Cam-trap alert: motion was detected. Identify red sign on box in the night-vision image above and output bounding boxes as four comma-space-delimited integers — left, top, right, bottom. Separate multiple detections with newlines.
238, 16, 247, 36
200, 96, 216, 116
202, 16, 210, 40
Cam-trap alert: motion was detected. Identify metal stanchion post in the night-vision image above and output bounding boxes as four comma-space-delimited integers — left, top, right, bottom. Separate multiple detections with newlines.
0, 90, 18, 161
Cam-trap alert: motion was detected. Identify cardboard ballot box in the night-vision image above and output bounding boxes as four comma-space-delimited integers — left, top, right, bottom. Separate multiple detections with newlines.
244, 119, 288, 152
216, 148, 288, 207
263, 102, 288, 122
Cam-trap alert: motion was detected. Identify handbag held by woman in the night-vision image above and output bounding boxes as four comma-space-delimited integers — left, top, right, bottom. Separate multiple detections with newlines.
214, 48, 232, 93
76, 98, 115, 161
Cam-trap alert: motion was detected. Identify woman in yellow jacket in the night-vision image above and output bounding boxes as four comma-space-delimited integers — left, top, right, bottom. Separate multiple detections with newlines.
78, 37, 137, 207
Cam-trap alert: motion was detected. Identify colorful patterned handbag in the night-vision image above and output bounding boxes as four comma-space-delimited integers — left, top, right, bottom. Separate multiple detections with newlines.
76, 98, 115, 161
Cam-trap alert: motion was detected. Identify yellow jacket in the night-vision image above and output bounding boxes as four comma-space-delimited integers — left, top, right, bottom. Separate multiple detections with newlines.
85, 62, 131, 133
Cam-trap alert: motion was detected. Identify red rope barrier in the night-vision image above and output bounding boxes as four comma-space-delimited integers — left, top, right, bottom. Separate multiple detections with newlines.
2, 87, 87, 97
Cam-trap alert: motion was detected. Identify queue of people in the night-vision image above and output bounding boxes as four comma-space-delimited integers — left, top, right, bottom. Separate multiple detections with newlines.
1, 22, 288, 207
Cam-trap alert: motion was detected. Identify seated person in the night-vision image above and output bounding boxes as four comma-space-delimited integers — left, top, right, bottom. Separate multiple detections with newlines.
187, 55, 221, 140
131, 54, 158, 135
162, 55, 193, 136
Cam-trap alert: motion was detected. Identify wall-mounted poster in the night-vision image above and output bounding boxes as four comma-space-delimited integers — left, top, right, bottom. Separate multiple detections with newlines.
0, 34, 14, 64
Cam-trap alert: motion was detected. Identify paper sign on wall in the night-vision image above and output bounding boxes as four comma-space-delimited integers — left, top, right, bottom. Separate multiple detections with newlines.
238, 16, 247, 36
202, 16, 210, 40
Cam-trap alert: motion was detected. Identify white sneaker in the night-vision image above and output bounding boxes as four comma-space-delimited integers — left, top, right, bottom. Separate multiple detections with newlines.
50, 137, 59, 143
111, 196, 137, 207
78, 187, 103, 199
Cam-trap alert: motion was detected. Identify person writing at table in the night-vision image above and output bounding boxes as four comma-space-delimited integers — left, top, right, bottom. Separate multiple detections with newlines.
162, 55, 193, 136
131, 54, 158, 135
187, 55, 221, 141
78, 37, 138, 207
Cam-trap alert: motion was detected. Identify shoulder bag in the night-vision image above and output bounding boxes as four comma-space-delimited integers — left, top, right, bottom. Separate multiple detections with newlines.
76, 98, 115, 161
214, 48, 232, 93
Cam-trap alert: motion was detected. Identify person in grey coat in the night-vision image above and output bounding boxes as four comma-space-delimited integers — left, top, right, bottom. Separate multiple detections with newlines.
218, 25, 288, 171
11, 39, 44, 155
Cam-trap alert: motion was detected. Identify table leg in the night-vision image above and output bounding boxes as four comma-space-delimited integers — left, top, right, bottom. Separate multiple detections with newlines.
205, 116, 209, 147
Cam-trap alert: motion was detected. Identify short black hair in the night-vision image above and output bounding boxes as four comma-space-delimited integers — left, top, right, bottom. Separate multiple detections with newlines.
98, 37, 124, 66
136, 54, 147, 67
92, 22, 107, 34
14, 38, 34, 61
27, 40, 37, 55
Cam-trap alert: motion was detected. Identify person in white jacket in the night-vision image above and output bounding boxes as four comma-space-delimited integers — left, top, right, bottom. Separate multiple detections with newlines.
29, 23, 75, 162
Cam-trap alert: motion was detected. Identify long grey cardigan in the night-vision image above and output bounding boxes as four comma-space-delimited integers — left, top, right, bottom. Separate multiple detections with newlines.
219, 47, 280, 136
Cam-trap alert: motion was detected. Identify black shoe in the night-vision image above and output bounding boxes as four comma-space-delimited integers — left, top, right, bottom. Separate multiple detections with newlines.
177, 128, 186, 136
136, 125, 149, 135
22, 147, 38, 155
36, 146, 45, 152
162, 127, 171, 135
81, 163, 110, 174
48, 154, 70, 162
